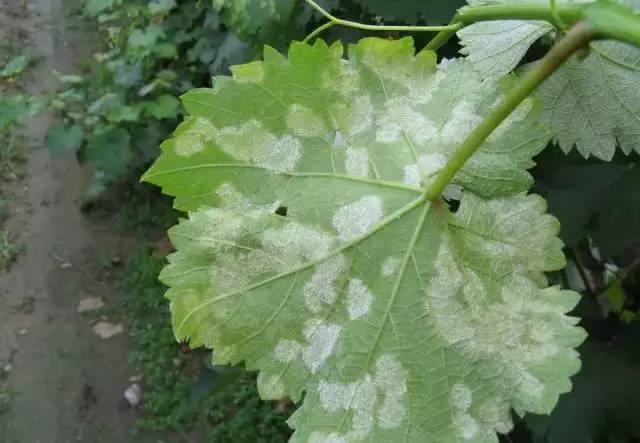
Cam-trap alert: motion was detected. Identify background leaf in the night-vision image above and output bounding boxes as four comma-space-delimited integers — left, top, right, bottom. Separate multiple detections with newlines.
45, 122, 85, 155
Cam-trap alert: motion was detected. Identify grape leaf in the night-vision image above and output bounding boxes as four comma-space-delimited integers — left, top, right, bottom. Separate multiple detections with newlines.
85, 0, 121, 16
144, 38, 584, 442
45, 122, 85, 154
0, 55, 29, 78
535, 41, 640, 160
459, 0, 640, 160
457, 0, 590, 77
85, 128, 131, 178
458, 18, 553, 77
212, 0, 298, 40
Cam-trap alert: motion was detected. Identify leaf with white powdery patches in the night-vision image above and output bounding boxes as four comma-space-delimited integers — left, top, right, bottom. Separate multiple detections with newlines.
144, 38, 585, 442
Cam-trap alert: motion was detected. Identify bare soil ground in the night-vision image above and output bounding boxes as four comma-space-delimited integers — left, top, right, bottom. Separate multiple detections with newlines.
0, 1, 155, 441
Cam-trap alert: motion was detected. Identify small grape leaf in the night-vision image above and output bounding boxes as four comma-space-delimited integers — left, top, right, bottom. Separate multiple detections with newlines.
85, 128, 131, 178
144, 38, 584, 442
458, 18, 553, 77
459, 0, 640, 160
212, 0, 298, 40
45, 122, 85, 155
85, 0, 121, 16
0, 55, 29, 78
535, 41, 640, 160
457, 0, 585, 77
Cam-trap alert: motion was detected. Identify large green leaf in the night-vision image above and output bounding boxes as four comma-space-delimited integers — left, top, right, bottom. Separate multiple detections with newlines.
144, 38, 585, 441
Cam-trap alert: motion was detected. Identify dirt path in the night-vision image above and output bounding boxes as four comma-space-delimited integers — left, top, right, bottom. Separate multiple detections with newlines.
0, 1, 146, 441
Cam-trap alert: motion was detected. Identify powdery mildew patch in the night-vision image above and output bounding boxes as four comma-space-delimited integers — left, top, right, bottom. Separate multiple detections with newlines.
452, 383, 480, 440
173, 117, 217, 157
315, 354, 407, 440
287, 103, 328, 138
332, 195, 384, 241
302, 320, 342, 373
381, 256, 401, 278
345, 148, 371, 177
304, 255, 347, 313
346, 278, 373, 319
215, 120, 302, 172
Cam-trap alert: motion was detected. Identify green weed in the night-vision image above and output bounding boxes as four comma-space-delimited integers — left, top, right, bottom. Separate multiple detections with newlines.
0, 230, 20, 270
122, 242, 295, 439
122, 244, 196, 431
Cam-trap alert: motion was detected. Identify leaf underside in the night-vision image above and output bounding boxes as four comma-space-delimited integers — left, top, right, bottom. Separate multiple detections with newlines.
459, 0, 640, 160
144, 37, 585, 442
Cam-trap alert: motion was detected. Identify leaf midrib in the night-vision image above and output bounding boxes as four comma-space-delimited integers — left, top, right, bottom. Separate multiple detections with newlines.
144, 162, 422, 193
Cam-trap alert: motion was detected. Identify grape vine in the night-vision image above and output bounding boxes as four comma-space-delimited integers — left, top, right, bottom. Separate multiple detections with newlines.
143, 1, 640, 441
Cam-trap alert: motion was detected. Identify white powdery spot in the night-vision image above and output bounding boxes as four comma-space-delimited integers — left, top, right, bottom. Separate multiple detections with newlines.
332, 196, 384, 241
317, 376, 377, 440
454, 413, 480, 440
332, 131, 348, 150
451, 384, 473, 411
348, 376, 376, 439
345, 148, 370, 178
274, 339, 302, 363
308, 432, 347, 443
384, 97, 438, 145
287, 103, 327, 138
402, 164, 421, 186
418, 153, 447, 179
452, 383, 479, 440
175, 116, 217, 157
262, 224, 334, 264
381, 256, 401, 278
318, 380, 356, 412
302, 321, 341, 373
256, 372, 285, 399
440, 100, 483, 145
518, 369, 544, 398
376, 118, 402, 143
174, 134, 205, 157
346, 278, 373, 320
374, 354, 407, 429
215, 183, 278, 212
304, 255, 347, 313
262, 134, 302, 172
215, 120, 302, 172
332, 96, 374, 138
322, 61, 360, 100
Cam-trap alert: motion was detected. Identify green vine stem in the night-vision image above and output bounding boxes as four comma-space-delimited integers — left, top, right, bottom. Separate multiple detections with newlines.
424, 22, 597, 199
302, 0, 461, 42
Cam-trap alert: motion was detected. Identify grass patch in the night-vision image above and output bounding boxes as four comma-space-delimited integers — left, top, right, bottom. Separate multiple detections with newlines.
121, 231, 292, 440
122, 244, 197, 431
0, 230, 20, 270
